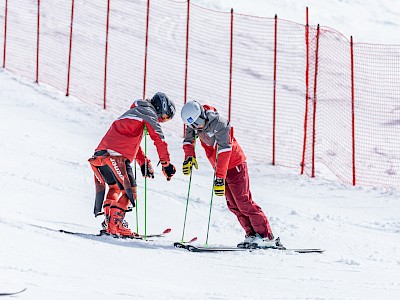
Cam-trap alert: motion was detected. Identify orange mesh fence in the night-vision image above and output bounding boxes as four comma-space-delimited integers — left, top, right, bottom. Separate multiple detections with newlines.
144, 0, 188, 134
2, 0, 400, 187
186, 4, 231, 119
67, 0, 107, 107
39, 0, 71, 91
302, 27, 354, 184
2, 0, 37, 79
274, 19, 308, 168
230, 13, 275, 164
105, 0, 147, 112
0, 0, 4, 66
352, 43, 400, 186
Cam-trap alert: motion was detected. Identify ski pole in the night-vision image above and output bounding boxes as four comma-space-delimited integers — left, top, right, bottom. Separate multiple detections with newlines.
134, 160, 139, 233
181, 136, 197, 243
144, 125, 148, 240
205, 146, 218, 246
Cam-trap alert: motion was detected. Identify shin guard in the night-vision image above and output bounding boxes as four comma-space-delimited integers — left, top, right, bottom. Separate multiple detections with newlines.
104, 156, 136, 207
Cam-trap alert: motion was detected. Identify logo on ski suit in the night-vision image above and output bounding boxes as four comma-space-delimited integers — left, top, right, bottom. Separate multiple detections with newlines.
109, 157, 124, 181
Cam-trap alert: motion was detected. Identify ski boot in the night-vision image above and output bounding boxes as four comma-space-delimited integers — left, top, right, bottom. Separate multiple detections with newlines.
107, 204, 138, 238
99, 199, 114, 235
249, 234, 283, 249
237, 235, 256, 248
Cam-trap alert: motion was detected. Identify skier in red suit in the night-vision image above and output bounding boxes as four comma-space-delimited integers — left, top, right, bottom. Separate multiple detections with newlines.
89, 92, 176, 237
181, 100, 280, 248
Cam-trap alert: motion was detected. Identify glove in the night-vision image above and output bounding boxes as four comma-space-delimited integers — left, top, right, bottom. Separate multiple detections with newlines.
182, 156, 198, 175
161, 162, 176, 181
213, 178, 225, 196
141, 161, 154, 178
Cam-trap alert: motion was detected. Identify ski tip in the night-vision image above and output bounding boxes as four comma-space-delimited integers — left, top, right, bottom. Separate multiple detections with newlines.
15, 288, 27, 294
188, 237, 198, 243
163, 228, 172, 234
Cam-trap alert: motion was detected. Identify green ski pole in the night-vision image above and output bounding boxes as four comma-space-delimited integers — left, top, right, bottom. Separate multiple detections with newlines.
205, 146, 218, 246
144, 125, 148, 240
181, 137, 197, 243
135, 161, 139, 233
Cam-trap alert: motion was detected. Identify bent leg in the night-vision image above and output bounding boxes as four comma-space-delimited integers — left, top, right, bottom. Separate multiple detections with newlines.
98, 165, 121, 215
226, 163, 274, 240
225, 184, 255, 236
89, 151, 109, 215
104, 156, 136, 207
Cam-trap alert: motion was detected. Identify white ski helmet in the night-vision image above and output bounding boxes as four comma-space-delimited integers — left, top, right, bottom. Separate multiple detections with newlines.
181, 100, 206, 128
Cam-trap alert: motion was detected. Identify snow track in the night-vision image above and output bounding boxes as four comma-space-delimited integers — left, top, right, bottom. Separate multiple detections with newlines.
1, 67, 400, 299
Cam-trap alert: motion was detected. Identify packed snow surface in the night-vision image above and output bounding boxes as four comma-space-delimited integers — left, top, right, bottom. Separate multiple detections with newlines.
1, 69, 400, 299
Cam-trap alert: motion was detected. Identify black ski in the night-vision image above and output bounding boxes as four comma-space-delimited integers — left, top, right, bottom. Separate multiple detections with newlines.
174, 242, 324, 254
60, 228, 171, 240
175, 242, 245, 252
0, 288, 27, 296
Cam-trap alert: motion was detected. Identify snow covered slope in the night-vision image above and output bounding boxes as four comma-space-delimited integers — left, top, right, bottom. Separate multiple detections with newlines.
1, 68, 400, 299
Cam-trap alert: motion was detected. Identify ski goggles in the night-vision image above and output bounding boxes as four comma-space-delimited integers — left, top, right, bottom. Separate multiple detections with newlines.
158, 114, 172, 123
187, 116, 206, 129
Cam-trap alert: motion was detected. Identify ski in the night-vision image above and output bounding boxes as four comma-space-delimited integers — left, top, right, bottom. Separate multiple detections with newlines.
0, 288, 27, 296
175, 242, 245, 252
60, 227, 171, 240
174, 242, 324, 254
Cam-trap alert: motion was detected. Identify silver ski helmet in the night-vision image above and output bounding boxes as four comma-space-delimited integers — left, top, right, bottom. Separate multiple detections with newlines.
181, 100, 206, 128
151, 92, 176, 122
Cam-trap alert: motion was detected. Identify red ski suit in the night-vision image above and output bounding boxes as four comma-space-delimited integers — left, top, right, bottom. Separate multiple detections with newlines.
97, 100, 171, 165
183, 105, 273, 239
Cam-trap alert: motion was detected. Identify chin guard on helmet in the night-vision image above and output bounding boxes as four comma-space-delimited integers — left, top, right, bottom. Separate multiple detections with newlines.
150, 92, 176, 121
